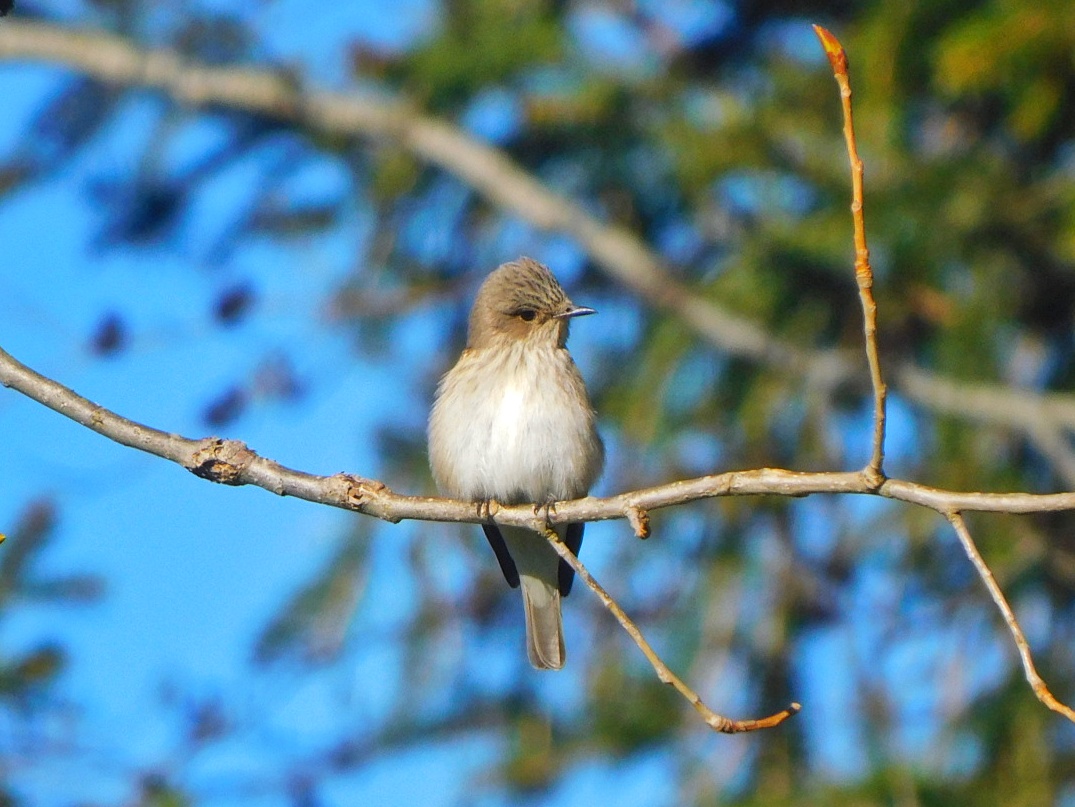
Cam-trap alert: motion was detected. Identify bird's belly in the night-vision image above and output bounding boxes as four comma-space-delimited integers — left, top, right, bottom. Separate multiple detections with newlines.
450, 381, 588, 504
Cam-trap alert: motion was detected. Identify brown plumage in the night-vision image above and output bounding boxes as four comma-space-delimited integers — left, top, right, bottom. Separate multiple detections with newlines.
428, 257, 604, 669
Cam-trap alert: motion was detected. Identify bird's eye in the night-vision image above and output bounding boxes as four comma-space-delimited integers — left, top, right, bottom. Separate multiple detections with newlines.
516, 308, 537, 322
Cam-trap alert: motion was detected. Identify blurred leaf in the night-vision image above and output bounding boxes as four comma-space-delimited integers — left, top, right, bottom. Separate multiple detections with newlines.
400, 0, 563, 107
185, 697, 229, 744
369, 148, 421, 201
588, 658, 680, 752
136, 775, 191, 807
203, 387, 247, 427
24, 575, 105, 603
89, 311, 126, 357
252, 353, 303, 403
94, 179, 186, 246
13, 645, 63, 685
503, 713, 559, 791
172, 14, 252, 65
248, 201, 340, 236
0, 500, 104, 609
19, 77, 115, 173
349, 40, 404, 79
0, 644, 66, 704
0, 161, 31, 196
214, 282, 255, 326
254, 538, 369, 667
0, 499, 56, 602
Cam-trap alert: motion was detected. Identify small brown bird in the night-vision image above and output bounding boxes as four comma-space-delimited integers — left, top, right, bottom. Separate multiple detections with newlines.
428, 258, 604, 670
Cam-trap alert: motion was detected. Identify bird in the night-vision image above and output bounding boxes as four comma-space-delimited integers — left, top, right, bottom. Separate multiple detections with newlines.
428, 257, 604, 670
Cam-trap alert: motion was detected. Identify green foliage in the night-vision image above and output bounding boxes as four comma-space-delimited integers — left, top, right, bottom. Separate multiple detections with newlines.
399, 0, 564, 108
0, 500, 101, 706
253, 536, 370, 666
588, 658, 682, 752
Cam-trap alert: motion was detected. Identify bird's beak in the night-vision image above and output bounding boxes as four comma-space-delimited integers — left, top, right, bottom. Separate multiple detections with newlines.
556, 305, 597, 319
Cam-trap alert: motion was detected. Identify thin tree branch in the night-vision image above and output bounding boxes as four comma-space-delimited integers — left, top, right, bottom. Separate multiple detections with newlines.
542, 527, 800, 732
1026, 422, 1075, 492
945, 512, 1075, 722
7, 344, 1075, 524
895, 364, 1075, 433
5, 19, 1075, 477
897, 364, 1075, 489
816, 25, 887, 485
0, 21, 826, 379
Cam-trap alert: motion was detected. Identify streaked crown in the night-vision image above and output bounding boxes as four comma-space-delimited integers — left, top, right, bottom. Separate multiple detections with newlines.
467, 258, 594, 349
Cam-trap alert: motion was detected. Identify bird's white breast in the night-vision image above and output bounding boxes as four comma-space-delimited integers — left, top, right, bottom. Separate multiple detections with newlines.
429, 342, 601, 504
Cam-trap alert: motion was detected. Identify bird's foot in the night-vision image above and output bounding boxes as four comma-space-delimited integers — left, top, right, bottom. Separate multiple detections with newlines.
534, 497, 558, 527
477, 499, 499, 521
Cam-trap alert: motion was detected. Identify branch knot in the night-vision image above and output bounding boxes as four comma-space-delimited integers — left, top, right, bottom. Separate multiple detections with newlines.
861, 466, 886, 491
341, 474, 398, 521
625, 504, 650, 539
188, 438, 255, 485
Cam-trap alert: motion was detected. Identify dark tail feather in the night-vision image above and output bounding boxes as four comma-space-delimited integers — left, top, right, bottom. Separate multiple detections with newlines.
482, 524, 520, 588
558, 522, 584, 596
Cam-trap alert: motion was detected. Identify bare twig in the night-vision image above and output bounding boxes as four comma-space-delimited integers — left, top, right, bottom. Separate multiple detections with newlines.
542, 527, 800, 732
9, 344, 1075, 528
945, 512, 1075, 721
815, 25, 886, 486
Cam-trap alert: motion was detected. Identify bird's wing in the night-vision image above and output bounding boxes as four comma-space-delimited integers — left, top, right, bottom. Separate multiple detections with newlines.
482, 524, 520, 588
558, 522, 584, 596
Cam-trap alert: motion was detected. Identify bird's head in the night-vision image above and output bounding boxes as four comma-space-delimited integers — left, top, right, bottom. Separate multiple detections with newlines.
467, 257, 595, 350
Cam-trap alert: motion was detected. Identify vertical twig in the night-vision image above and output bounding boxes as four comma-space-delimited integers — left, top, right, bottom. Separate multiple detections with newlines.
945, 511, 1075, 722
541, 527, 800, 733
814, 25, 887, 487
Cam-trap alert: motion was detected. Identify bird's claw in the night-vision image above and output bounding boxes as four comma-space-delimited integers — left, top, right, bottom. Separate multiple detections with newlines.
534, 497, 558, 526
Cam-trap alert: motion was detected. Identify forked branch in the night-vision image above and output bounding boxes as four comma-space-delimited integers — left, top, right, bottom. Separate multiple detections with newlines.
817, 25, 1075, 726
